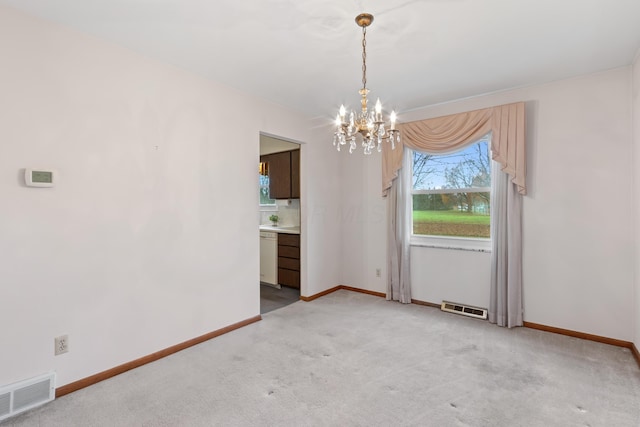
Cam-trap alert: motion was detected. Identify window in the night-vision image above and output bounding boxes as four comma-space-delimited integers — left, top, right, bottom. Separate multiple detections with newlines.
411, 136, 491, 242
260, 174, 275, 205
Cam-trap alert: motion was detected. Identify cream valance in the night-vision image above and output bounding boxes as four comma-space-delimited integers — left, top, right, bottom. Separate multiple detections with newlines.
382, 102, 526, 196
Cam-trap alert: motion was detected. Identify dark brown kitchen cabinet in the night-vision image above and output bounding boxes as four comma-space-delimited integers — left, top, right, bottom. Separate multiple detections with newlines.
278, 233, 300, 289
260, 149, 299, 199
262, 151, 290, 199
291, 149, 300, 199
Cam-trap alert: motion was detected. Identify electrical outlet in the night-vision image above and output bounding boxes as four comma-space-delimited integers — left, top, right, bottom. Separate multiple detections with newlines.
376, 268, 381, 278
54, 335, 69, 356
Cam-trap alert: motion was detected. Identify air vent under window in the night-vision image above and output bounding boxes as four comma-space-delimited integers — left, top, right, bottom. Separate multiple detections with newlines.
441, 301, 488, 320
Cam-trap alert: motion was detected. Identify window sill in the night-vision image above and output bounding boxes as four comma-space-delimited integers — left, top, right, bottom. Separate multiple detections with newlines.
260, 205, 278, 212
410, 235, 491, 253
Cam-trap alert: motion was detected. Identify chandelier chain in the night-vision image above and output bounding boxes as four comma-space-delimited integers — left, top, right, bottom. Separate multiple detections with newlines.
361, 27, 367, 90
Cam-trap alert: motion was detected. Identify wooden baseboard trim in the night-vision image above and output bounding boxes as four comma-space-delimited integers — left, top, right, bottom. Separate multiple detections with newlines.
301, 285, 386, 302
411, 299, 441, 308
340, 286, 386, 299
55, 315, 262, 398
300, 285, 342, 302
523, 321, 633, 349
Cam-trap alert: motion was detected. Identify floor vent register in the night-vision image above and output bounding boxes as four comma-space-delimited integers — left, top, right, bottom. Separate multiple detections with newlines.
441, 301, 488, 320
0, 373, 55, 422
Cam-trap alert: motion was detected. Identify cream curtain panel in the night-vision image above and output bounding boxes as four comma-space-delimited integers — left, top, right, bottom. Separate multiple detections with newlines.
382, 102, 526, 197
386, 148, 412, 304
490, 161, 523, 327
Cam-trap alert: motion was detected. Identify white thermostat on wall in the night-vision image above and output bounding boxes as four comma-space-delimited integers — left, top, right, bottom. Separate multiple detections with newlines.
25, 168, 56, 187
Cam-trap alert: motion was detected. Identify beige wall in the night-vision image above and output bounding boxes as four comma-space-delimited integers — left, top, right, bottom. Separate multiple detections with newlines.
341, 67, 635, 341
0, 6, 341, 388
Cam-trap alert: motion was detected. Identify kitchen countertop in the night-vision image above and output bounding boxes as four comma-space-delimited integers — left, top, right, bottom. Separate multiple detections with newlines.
259, 225, 300, 235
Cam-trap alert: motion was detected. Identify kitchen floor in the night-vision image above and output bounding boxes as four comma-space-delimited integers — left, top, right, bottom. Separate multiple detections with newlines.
260, 283, 300, 314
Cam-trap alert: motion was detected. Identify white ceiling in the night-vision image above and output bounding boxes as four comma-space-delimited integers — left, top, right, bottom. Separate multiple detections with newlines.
2, 0, 640, 119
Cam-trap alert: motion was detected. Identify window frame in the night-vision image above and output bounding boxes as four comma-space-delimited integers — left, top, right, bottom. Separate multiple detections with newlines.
409, 143, 492, 252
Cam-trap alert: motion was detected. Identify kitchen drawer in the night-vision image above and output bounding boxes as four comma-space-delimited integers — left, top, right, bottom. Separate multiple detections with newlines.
278, 268, 300, 288
278, 245, 300, 259
278, 234, 300, 247
278, 256, 300, 271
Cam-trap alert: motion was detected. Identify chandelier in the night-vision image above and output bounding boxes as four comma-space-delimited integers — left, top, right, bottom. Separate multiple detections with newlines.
333, 13, 400, 155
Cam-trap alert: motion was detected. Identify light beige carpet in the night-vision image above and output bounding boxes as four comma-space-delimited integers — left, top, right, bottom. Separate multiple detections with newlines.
4, 290, 640, 426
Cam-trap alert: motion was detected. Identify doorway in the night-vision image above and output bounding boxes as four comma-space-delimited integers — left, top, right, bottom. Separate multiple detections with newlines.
259, 134, 302, 314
